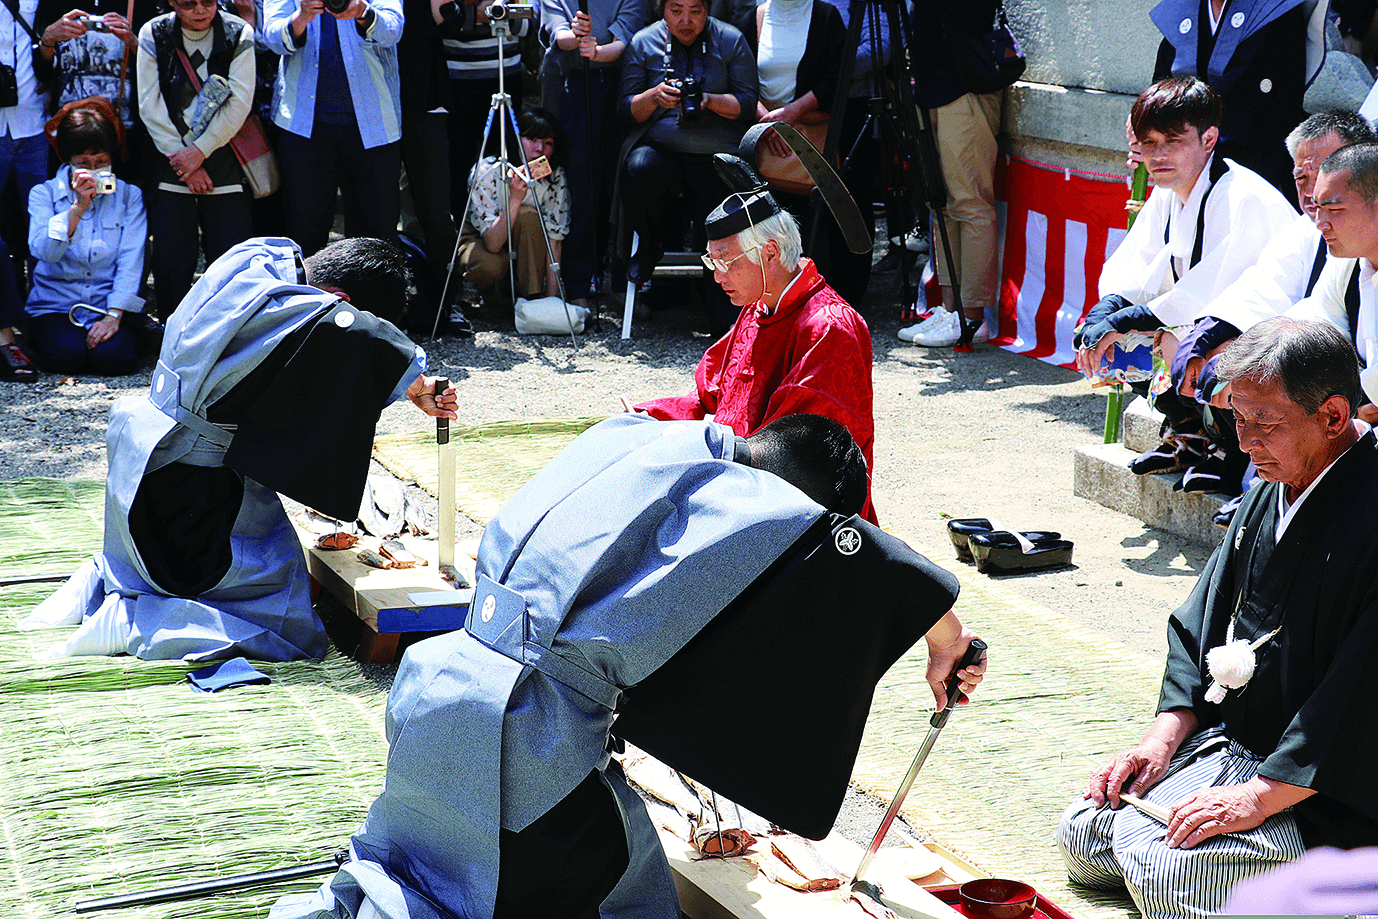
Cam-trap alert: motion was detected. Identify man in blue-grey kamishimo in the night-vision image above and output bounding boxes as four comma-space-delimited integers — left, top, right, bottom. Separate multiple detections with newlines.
271, 410, 986, 919
22, 236, 457, 661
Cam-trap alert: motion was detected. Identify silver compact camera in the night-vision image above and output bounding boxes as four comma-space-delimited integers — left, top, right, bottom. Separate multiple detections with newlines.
93, 170, 116, 195
75, 15, 111, 30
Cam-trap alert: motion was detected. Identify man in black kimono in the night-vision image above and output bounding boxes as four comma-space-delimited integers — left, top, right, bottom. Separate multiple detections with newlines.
1059, 318, 1378, 919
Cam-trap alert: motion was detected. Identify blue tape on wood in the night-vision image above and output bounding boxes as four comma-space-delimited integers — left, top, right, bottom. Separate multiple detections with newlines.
377, 589, 474, 633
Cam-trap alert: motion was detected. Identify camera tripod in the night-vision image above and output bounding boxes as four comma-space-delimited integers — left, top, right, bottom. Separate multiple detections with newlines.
813, 0, 976, 347
429, 9, 581, 345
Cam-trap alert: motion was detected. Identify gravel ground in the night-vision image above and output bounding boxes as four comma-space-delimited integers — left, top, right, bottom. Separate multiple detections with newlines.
0, 254, 1212, 658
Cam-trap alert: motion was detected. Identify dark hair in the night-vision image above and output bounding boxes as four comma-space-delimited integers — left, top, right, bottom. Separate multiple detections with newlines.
303, 237, 412, 327
1319, 141, 1378, 205
1130, 76, 1222, 142
515, 107, 565, 170
55, 106, 119, 162
746, 414, 868, 516
1286, 111, 1377, 157
1216, 318, 1360, 416
657, 0, 706, 19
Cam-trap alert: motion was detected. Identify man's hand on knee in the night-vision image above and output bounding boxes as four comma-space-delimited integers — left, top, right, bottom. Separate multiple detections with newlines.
1165, 776, 1315, 849
1087, 710, 1198, 809
1085, 738, 1173, 809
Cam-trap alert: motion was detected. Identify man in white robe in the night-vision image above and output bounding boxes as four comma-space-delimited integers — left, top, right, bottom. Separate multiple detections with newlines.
1286, 142, 1378, 425
1075, 76, 1296, 381
1170, 112, 1375, 401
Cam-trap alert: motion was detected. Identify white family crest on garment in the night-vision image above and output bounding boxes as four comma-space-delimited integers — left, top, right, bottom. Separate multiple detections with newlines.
1204, 616, 1281, 704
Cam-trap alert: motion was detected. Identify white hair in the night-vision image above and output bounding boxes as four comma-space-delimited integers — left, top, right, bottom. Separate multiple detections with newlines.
735, 210, 802, 271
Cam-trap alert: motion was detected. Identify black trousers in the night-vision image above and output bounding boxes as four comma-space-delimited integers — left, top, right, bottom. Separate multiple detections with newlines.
494, 768, 629, 919
621, 141, 736, 336
559, 66, 623, 298
147, 188, 254, 319
279, 123, 401, 257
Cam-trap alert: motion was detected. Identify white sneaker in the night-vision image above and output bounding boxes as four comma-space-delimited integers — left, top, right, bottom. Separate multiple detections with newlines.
911, 310, 962, 347
897, 311, 942, 342
913, 313, 990, 347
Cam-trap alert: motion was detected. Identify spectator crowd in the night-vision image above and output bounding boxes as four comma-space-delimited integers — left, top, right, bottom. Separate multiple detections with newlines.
0, 0, 933, 381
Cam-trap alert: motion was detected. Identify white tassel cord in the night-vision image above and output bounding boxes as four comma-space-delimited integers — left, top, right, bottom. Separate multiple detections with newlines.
1203, 617, 1281, 705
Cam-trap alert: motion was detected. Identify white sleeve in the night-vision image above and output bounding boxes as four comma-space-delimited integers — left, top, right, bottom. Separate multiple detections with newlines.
1097, 188, 1172, 303
1204, 214, 1321, 332
1147, 173, 1300, 327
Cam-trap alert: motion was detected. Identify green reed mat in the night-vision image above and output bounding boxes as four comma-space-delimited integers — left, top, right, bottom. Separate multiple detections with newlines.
0, 479, 389, 918
372, 417, 604, 526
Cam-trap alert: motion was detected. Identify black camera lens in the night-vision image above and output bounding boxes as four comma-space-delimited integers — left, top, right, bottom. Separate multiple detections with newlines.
323, 0, 350, 14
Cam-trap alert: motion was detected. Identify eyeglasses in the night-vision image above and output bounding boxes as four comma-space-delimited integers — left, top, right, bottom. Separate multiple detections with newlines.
174, 0, 218, 9
700, 246, 758, 273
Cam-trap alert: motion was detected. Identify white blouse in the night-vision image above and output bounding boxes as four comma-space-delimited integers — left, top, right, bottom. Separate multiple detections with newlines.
756, 0, 811, 109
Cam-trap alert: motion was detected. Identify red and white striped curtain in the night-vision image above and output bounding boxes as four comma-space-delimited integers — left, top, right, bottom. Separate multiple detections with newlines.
994, 156, 1134, 368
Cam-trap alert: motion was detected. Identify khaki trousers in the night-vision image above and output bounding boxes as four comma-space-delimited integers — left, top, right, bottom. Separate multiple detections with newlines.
929, 91, 1002, 312
457, 205, 549, 299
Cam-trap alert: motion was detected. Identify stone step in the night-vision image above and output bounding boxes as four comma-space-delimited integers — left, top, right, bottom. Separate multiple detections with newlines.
1073, 441, 1229, 548
1121, 396, 1164, 454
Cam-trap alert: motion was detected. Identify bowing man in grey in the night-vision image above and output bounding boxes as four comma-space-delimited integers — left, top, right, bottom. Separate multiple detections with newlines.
23, 237, 457, 661
1059, 318, 1378, 919
271, 411, 986, 919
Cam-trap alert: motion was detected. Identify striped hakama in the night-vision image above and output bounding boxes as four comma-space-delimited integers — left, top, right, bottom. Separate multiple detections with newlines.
1059, 726, 1306, 919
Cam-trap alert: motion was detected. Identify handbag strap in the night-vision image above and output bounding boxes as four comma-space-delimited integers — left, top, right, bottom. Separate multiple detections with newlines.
175, 46, 204, 92
115, 0, 134, 113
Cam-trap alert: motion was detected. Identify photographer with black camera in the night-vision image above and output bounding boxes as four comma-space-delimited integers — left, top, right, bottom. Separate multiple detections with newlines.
262, 0, 403, 255
616, 0, 755, 337
436, 0, 531, 222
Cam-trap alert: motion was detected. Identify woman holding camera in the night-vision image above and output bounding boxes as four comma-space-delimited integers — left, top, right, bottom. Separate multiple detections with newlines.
136, 0, 255, 317
456, 107, 570, 304
616, 0, 756, 337
23, 105, 146, 375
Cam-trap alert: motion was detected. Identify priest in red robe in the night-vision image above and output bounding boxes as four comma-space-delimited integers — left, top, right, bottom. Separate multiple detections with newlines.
636, 166, 877, 522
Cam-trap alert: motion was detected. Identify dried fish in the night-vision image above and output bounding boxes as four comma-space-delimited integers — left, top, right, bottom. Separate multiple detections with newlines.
620, 747, 708, 826
692, 826, 755, 859
301, 508, 351, 535
849, 891, 898, 919
759, 853, 835, 891
404, 493, 436, 536
357, 548, 393, 569
317, 532, 359, 551
380, 540, 424, 568
358, 475, 408, 538
764, 837, 842, 891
